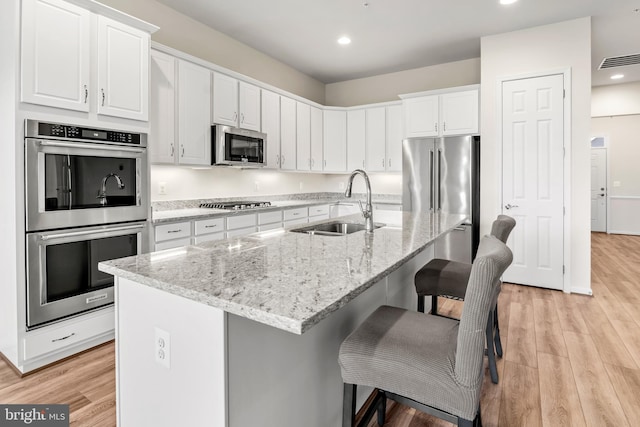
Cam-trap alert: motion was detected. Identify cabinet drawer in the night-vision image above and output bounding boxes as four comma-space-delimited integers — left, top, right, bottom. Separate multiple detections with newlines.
258, 210, 282, 225
194, 232, 225, 245
155, 221, 190, 242
308, 213, 330, 222
226, 227, 257, 238
23, 308, 114, 360
155, 237, 191, 251
258, 222, 282, 232
284, 218, 308, 228
283, 207, 308, 221
308, 204, 330, 216
227, 214, 256, 230
194, 217, 225, 235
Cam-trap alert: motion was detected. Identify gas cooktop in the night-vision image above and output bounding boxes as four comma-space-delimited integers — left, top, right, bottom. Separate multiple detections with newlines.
199, 201, 272, 210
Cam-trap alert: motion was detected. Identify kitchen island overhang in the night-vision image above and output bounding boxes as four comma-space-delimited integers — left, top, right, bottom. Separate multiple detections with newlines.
99, 211, 466, 427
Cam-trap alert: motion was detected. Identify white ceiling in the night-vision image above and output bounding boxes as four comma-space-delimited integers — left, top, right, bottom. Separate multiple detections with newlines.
156, 0, 640, 86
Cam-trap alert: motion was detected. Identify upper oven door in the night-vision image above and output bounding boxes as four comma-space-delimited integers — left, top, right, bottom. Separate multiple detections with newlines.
25, 138, 149, 231
213, 125, 266, 166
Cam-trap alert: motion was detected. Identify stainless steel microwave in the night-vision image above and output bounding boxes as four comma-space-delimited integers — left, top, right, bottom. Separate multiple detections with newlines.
212, 125, 266, 167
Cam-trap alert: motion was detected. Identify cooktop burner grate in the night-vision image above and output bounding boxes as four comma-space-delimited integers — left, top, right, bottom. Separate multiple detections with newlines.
200, 201, 272, 210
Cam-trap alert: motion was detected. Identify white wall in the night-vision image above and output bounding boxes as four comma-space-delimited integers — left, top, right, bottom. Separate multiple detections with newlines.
481, 18, 592, 294
325, 58, 480, 107
592, 82, 640, 117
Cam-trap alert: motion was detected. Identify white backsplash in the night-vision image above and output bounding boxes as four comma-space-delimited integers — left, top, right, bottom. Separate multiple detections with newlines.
150, 165, 402, 201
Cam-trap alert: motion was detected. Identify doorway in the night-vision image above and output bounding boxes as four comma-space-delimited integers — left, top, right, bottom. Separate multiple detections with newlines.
501, 73, 565, 291
590, 143, 608, 233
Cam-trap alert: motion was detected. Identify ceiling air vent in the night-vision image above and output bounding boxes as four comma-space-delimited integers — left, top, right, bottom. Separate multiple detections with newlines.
599, 53, 640, 69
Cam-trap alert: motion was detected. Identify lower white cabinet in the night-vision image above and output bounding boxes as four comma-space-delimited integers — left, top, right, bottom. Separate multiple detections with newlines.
155, 237, 191, 251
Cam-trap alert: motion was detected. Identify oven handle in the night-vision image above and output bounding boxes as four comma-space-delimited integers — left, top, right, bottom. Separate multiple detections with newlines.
39, 223, 146, 241
38, 140, 146, 154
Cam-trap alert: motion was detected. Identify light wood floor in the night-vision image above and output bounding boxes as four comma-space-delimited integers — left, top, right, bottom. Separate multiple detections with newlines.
1, 232, 639, 426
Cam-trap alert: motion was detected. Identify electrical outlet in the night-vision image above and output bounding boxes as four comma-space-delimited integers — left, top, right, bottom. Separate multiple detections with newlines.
254, 181, 260, 192
158, 182, 167, 195
299, 181, 304, 191
155, 327, 171, 369
338, 182, 345, 191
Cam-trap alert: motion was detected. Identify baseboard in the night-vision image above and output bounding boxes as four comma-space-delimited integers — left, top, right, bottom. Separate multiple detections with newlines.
608, 230, 640, 236
570, 287, 593, 296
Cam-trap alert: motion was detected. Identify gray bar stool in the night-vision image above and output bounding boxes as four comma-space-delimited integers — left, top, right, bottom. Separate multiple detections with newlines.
339, 235, 513, 427
414, 215, 516, 384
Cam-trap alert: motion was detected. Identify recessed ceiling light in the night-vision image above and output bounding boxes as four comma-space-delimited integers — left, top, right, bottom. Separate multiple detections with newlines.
337, 36, 351, 45
611, 74, 625, 80
500, 0, 518, 4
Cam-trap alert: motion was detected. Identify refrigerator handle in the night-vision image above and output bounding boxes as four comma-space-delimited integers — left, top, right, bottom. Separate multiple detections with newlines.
437, 148, 442, 211
429, 149, 434, 211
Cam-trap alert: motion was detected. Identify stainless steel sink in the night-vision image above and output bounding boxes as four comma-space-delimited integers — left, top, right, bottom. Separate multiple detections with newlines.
290, 221, 384, 236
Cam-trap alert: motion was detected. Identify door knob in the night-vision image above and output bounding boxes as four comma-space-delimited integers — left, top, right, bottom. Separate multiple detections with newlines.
505, 203, 519, 210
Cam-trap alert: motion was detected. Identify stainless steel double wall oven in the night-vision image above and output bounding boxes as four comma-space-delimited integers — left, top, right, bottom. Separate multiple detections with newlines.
25, 120, 149, 328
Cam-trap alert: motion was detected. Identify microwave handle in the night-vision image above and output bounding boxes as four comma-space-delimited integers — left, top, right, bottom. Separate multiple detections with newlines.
39, 223, 146, 241
39, 140, 146, 154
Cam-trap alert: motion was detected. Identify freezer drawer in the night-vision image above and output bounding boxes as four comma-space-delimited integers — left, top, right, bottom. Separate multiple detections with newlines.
434, 224, 472, 264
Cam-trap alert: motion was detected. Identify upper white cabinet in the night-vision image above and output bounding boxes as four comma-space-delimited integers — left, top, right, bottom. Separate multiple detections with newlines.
296, 102, 311, 171
213, 73, 261, 131
96, 16, 149, 121
279, 96, 297, 171
365, 107, 386, 172
261, 89, 281, 169
178, 61, 212, 165
347, 109, 365, 171
21, 0, 152, 121
150, 50, 176, 164
21, 0, 91, 112
310, 107, 323, 172
401, 87, 479, 138
323, 110, 347, 172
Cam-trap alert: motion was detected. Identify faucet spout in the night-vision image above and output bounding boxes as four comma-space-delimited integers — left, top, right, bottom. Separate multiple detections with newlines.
97, 173, 125, 206
344, 169, 374, 233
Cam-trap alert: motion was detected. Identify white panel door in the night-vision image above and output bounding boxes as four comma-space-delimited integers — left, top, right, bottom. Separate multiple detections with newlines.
239, 81, 261, 131
365, 107, 386, 172
150, 50, 176, 164
279, 96, 297, 170
591, 148, 607, 232
502, 74, 564, 290
347, 109, 365, 171
97, 16, 149, 121
385, 105, 403, 172
21, 0, 90, 112
213, 73, 238, 126
310, 106, 323, 171
261, 90, 281, 169
296, 102, 311, 171
177, 61, 211, 165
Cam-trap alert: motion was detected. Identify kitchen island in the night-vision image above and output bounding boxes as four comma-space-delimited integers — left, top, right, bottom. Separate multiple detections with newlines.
99, 211, 465, 427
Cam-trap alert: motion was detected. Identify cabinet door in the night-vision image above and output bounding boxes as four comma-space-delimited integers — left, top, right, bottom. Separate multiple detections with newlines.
296, 102, 311, 171
177, 61, 211, 165
385, 105, 403, 172
239, 82, 261, 131
310, 106, 324, 172
280, 96, 297, 171
347, 110, 365, 171
150, 50, 176, 164
213, 73, 238, 126
440, 90, 479, 136
97, 16, 149, 121
261, 90, 281, 169
323, 110, 347, 172
365, 107, 386, 172
403, 95, 439, 137
21, 0, 91, 112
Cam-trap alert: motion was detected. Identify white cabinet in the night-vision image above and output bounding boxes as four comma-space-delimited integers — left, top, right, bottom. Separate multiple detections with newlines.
21, 0, 91, 112
323, 110, 347, 172
96, 16, 149, 121
21, 0, 151, 121
177, 60, 212, 165
213, 74, 260, 131
310, 107, 323, 172
261, 90, 281, 169
280, 97, 297, 171
150, 50, 176, 164
385, 105, 403, 172
401, 87, 479, 138
296, 102, 311, 171
365, 107, 386, 172
347, 110, 365, 171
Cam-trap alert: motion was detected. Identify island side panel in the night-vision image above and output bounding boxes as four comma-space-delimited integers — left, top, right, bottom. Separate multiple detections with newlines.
115, 277, 227, 427
386, 244, 434, 311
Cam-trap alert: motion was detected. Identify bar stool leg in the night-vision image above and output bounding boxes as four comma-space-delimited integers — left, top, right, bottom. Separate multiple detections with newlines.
494, 306, 503, 358
342, 383, 356, 427
377, 391, 386, 426
431, 295, 438, 315
417, 295, 425, 313
486, 311, 498, 384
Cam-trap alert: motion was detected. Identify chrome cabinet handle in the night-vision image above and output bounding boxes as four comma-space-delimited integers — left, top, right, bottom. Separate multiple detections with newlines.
181, 145, 185, 157
170, 143, 174, 157
52, 333, 75, 342
234, 112, 238, 122
101, 88, 105, 106
443, 122, 446, 132
382, 158, 384, 167
276, 154, 280, 166
435, 122, 438, 132
168, 229, 183, 234
388, 159, 391, 168
505, 204, 519, 210
241, 113, 244, 123
281, 155, 285, 166
205, 225, 218, 228
84, 85, 88, 103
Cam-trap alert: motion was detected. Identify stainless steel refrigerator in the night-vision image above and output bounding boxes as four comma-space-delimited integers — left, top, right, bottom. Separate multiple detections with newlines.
402, 136, 480, 262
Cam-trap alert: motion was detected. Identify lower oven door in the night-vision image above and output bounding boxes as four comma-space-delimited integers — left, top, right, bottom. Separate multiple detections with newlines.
26, 221, 148, 328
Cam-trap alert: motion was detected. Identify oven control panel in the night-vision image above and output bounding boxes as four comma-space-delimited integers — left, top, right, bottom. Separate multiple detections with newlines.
26, 120, 146, 147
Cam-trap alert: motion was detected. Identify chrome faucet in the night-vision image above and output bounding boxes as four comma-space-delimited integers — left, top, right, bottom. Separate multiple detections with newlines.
97, 173, 125, 206
345, 169, 374, 233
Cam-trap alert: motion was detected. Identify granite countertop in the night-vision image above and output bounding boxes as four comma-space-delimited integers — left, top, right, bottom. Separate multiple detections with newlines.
151, 197, 402, 224
99, 211, 465, 335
